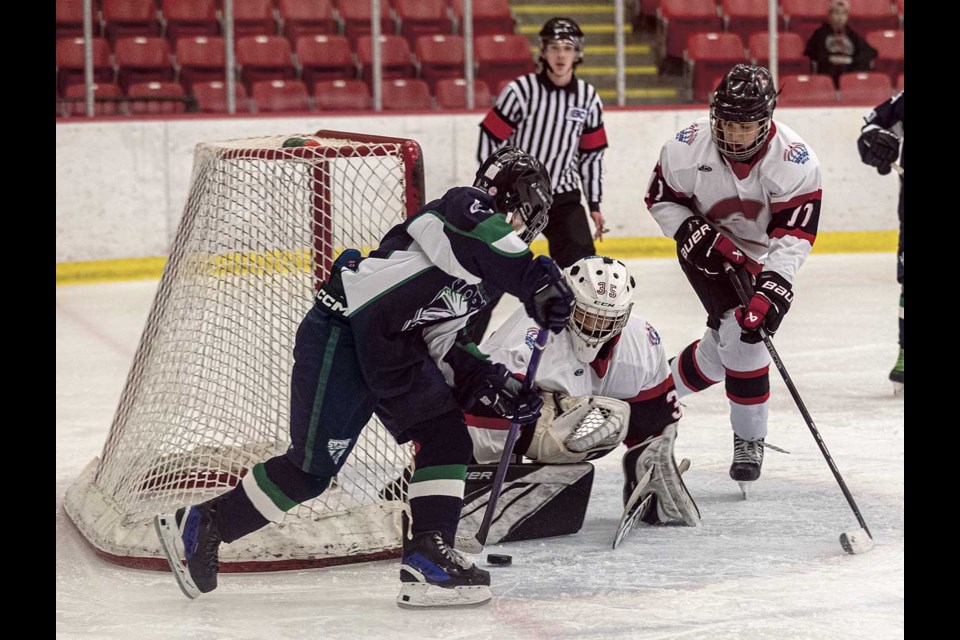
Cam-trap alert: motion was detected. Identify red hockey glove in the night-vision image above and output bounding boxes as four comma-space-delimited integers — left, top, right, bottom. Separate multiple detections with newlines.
735, 271, 794, 344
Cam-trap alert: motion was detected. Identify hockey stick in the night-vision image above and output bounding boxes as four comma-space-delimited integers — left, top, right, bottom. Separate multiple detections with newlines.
724, 263, 874, 554
890, 161, 904, 177
459, 328, 550, 554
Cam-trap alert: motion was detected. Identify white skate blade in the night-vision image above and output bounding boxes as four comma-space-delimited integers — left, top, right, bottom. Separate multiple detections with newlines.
396, 583, 492, 609
154, 514, 201, 600
839, 528, 875, 554
892, 382, 903, 397
737, 481, 753, 500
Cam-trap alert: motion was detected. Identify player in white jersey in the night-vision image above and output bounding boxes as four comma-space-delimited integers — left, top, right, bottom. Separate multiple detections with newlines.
644, 64, 823, 491
467, 256, 699, 527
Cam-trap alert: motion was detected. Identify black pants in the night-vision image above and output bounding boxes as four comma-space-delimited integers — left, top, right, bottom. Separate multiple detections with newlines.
542, 189, 596, 269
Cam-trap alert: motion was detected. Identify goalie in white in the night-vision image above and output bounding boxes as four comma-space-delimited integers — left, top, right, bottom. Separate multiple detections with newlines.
467, 256, 700, 528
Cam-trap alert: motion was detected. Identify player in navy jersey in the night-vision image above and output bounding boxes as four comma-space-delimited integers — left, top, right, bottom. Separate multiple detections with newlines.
644, 64, 823, 493
857, 91, 904, 394
154, 146, 576, 608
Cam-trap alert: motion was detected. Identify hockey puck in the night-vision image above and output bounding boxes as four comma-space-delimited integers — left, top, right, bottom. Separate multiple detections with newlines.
486, 553, 512, 566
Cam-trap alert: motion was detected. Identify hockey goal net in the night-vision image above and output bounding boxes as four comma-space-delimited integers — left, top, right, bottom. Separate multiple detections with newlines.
64, 130, 425, 571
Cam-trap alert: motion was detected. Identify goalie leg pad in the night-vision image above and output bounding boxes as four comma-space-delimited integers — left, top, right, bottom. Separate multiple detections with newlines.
526, 393, 630, 464
621, 423, 700, 526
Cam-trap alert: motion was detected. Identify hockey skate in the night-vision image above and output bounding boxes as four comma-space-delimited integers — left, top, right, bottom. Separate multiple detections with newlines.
397, 531, 492, 609
154, 503, 222, 599
730, 434, 764, 499
889, 347, 904, 396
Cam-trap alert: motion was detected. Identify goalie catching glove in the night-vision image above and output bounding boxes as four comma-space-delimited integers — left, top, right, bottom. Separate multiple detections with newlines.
621, 423, 700, 526
524, 392, 630, 464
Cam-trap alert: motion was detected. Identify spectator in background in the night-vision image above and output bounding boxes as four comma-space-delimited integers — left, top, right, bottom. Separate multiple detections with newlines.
804, 0, 877, 89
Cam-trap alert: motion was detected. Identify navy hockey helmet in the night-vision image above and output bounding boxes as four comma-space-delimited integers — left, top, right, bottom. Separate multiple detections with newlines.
474, 146, 553, 244
539, 17, 585, 64
710, 64, 780, 161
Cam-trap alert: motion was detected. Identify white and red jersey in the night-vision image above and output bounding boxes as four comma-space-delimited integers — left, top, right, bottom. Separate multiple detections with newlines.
466, 305, 682, 462
645, 117, 822, 283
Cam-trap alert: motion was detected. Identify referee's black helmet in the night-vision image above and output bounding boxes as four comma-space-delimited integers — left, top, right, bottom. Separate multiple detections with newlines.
539, 17, 584, 63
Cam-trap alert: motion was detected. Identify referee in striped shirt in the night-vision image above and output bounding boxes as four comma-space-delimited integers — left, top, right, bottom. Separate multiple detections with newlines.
478, 16, 609, 269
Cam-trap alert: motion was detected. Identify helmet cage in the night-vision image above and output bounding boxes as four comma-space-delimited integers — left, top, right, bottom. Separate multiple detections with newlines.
710, 64, 778, 161
475, 147, 553, 245
563, 257, 635, 363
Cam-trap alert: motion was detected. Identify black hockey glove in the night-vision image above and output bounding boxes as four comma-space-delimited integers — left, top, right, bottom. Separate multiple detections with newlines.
460, 363, 543, 423
524, 256, 575, 334
858, 128, 900, 175
734, 271, 794, 344
675, 217, 746, 279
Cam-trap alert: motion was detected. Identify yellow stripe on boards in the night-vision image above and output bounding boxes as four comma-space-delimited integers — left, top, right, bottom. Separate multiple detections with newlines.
518, 23, 631, 35
578, 65, 658, 75
598, 88, 680, 99
56, 232, 900, 286
529, 44, 651, 56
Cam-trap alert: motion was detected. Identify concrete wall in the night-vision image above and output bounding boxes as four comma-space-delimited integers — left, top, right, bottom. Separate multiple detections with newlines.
55, 106, 898, 263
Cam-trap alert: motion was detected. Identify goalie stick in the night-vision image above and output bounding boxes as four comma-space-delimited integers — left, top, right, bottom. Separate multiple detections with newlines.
612, 459, 690, 549
724, 263, 874, 555
458, 328, 550, 554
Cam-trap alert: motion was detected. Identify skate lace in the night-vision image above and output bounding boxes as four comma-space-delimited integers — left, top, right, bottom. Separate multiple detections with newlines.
433, 533, 471, 569
198, 511, 221, 572
733, 437, 763, 464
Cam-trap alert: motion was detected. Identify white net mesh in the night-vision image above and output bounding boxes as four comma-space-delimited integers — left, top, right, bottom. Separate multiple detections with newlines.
64, 132, 424, 570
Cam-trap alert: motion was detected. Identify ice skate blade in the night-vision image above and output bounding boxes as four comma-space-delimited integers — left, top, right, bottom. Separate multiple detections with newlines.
154, 514, 201, 600
737, 481, 753, 500
396, 583, 492, 609
892, 382, 903, 397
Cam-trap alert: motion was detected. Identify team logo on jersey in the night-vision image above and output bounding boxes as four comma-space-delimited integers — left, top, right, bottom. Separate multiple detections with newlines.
698, 164, 712, 172
676, 124, 700, 145
645, 322, 661, 346
783, 143, 810, 165
327, 439, 352, 465
401, 280, 489, 331
566, 107, 587, 123
524, 326, 539, 350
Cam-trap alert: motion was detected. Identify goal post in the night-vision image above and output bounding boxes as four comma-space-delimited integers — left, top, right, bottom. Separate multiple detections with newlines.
64, 131, 425, 572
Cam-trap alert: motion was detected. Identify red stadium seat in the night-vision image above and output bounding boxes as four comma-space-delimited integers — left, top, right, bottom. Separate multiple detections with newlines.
394, 0, 452, 47
837, 71, 893, 105
232, 0, 278, 38
62, 82, 124, 117
235, 35, 297, 91
279, 0, 338, 41
846, 0, 899, 34
449, 0, 516, 36
721, 0, 769, 46
473, 34, 536, 91
114, 36, 176, 92
296, 35, 357, 88
191, 80, 251, 113
161, 0, 219, 44
127, 80, 187, 114
779, 0, 825, 46
776, 73, 837, 105
747, 31, 809, 76
434, 78, 492, 109
658, 0, 723, 60
102, 0, 162, 46
313, 79, 372, 111
335, 0, 394, 47
251, 79, 312, 112
685, 32, 747, 103
381, 78, 433, 111
895, 72, 903, 92
56, 0, 86, 40
356, 35, 416, 85
415, 34, 465, 92
865, 29, 904, 85
175, 36, 227, 90
56, 37, 115, 95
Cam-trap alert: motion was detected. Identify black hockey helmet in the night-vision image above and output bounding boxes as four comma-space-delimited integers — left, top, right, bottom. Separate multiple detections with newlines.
710, 64, 780, 161
538, 17, 584, 63
474, 146, 553, 244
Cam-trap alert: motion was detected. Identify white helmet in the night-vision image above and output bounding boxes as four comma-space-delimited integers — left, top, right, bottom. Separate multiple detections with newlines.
563, 256, 636, 363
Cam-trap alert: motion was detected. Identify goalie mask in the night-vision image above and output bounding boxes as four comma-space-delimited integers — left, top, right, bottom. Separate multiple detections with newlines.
563, 256, 636, 363
474, 146, 553, 244
710, 64, 779, 162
